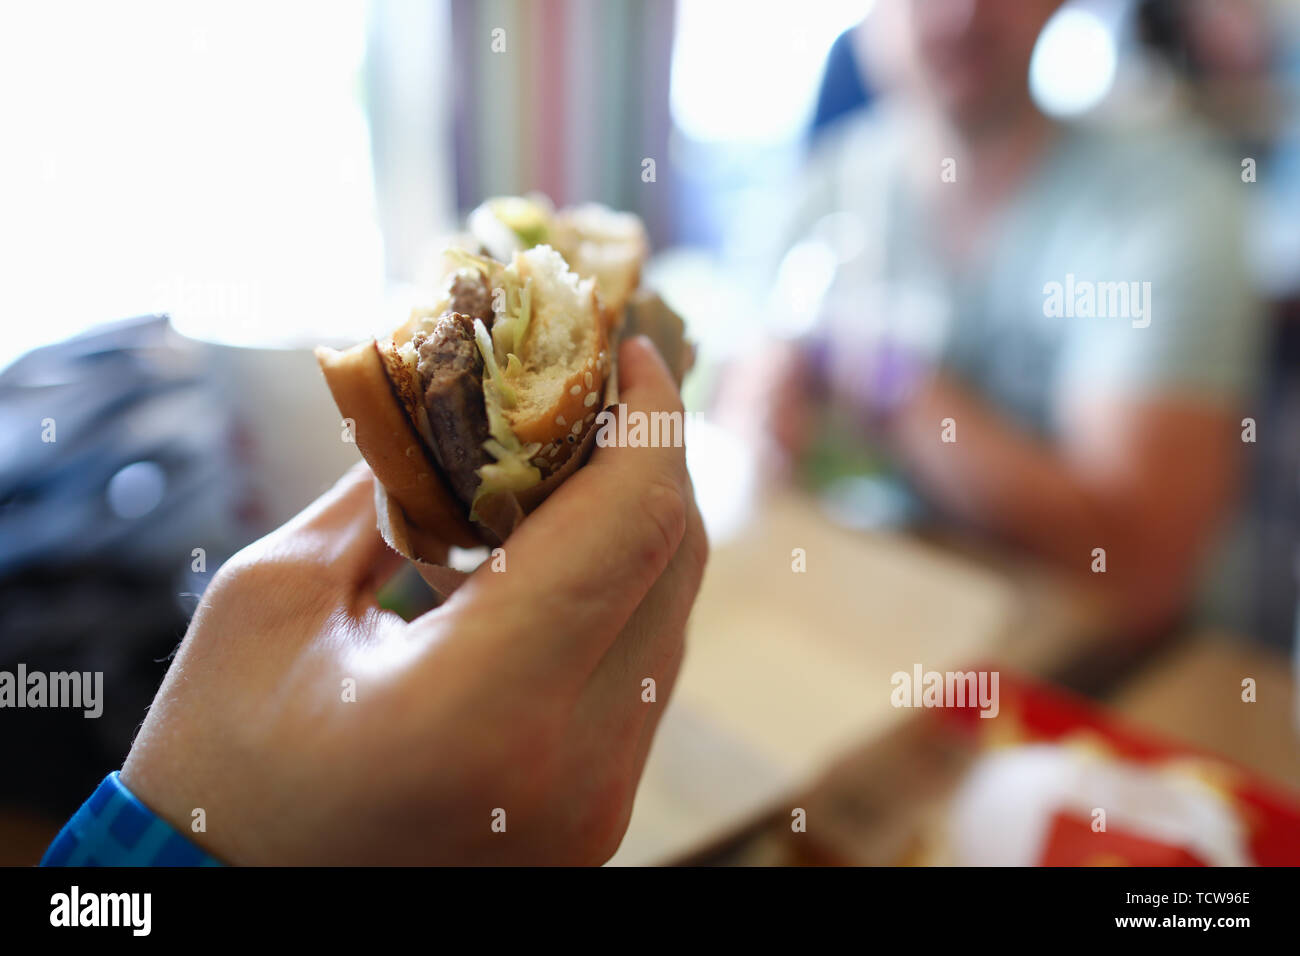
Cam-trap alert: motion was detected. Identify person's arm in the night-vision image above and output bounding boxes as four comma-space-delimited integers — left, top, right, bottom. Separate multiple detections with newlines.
46, 337, 707, 866
887, 374, 1242, 636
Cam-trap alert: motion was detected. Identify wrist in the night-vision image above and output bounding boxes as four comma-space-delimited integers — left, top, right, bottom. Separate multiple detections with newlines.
41, 771, 225, 867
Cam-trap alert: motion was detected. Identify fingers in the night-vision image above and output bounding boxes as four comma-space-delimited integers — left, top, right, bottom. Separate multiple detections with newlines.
428, 336, 692, 681
572, 471, 707, 766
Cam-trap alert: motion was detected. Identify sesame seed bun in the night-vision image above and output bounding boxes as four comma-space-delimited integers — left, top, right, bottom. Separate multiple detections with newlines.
500, 246, 610, 470
549, 203, 647, 320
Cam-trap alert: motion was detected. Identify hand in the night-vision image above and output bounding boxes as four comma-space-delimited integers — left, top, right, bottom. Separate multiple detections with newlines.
120, 336, 708, 865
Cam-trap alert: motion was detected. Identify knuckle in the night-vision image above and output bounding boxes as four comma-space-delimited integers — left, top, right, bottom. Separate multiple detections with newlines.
578, 773, 635, 864
685, 507, 709, 578
661, 388, 686, 419
212, 550, 281, 593
205, 550, 262, 598
204, 544, 329, 623
636, 476, 688, 570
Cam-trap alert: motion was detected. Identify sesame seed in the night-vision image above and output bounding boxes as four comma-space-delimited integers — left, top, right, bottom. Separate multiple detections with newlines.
556, 415, 566, 427
566, 434, 576, 444
571, 421, 582, 435
584, 372, 593, 388
570, 384, 581, 396
584, 391, 598, 407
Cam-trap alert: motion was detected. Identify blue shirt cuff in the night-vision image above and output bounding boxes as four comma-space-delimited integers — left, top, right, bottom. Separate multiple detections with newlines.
41, 771, 225, 867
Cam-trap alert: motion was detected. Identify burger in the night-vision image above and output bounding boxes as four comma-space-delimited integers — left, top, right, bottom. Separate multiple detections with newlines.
315, 198, 649, 550
467, 194, 648, 319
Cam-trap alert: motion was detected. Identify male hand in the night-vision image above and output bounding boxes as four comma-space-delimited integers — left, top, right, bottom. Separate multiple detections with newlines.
121, 337, 708, 865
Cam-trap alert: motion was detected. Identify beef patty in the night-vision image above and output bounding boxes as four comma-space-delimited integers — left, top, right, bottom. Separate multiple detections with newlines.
411, 271, 497, 507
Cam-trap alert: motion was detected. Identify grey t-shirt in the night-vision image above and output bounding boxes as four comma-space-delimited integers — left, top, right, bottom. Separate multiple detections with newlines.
789, 106, 1265, 438
782, 105, 1266, 626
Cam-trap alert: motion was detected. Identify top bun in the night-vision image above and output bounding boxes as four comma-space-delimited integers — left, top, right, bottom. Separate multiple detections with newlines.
549, 203, 647, 319
499, 245, 611, 466
465, 195, 648, 321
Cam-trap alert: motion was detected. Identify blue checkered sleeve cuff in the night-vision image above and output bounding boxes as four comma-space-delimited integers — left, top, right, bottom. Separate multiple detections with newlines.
41, 771, 225, 867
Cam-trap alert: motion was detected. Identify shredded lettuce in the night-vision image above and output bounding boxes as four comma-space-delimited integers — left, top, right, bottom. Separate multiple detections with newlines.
513, 278, 533, 353
445, 247, 495, 277
491, 197, 550, 247
490, 271, 519, 363
465, 251, 548, 519
482, 388, 518, 449
491, 272, 533, 369
473, 456, 541, 518
473, 317, 517, 408
471, 351, 542, 518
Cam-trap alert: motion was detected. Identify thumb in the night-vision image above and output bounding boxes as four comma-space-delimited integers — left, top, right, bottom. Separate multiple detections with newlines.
424, 336, 691, 677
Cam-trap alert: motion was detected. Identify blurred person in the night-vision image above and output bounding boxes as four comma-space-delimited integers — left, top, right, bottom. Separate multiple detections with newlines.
719, 0, 1265, 639
810, 24, 875, 143
1139, 0, 1277, 149
1139, 0, 1300, 649
42, 338, 709, 865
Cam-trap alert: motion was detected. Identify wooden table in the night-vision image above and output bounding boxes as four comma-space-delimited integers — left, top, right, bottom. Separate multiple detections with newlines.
1110, 634, 1300, 791
670, 630, 1300, 866
609, 489, 1106, 865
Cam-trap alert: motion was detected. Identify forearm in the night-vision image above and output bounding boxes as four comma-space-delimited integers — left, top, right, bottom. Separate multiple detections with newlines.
887, 376, 1106, 565
882, 376, 1216, 634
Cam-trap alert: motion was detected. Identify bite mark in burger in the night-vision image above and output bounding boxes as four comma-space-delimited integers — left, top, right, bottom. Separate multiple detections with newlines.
315, 244, 612, 548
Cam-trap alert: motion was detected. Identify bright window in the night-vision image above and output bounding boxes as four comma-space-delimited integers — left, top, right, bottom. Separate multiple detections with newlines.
0, 0, 385, 366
